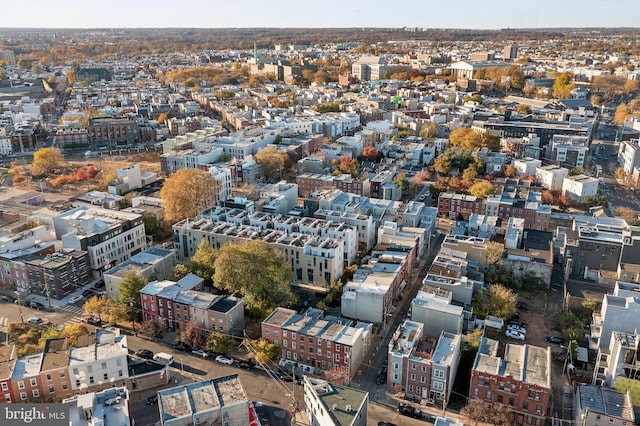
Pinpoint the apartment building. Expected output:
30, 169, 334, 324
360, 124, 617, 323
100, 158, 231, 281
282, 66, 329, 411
410, 289, 464, 336
590, 281, 640, 354
562, 174, 599, 202
262, 307, 372, 384
157, 375, 253, 426
11, 353, 43, 402
470, 338, 552, 426
87, 117, 140, 147
173, 220, 344, 292
386, 320, 461, 407
53, 206, 147, 277
575, 385, 635, 426
485, 190, 552, 231
441, 234, 488, 269
303, 376, 369, 426
535, 165, 569, 191
103, 246, 175, 301
618, 139, 640, 176
513, 157, 542, 177
24, 249, 90, 300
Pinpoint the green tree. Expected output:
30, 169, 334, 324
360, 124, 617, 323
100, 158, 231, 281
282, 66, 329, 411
213, 240, 296, 318
207, 332, 237, 354
32, 147, 64, 175
171, 264, 190, 281
552, 72, 575, 99
159, 168, 220, 223
118, 272, 147, 321
189, 239, 217, 284
245, 338, 279, 364
393, 172, 409, 193
472, 284, 517, 320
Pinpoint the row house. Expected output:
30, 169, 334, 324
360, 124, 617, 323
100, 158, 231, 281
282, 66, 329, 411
69, 332, 129, 393
87, 117, 140, 147
139, 274, 204, 331
172, 220, 344, 292
437, 192, 486, 219
575, 385, 635, 426
386, 320, 460, 408
470, 338, 552, 426
485, 191, 551, 231
0, 345, 15, 403
262, 307, 372, 384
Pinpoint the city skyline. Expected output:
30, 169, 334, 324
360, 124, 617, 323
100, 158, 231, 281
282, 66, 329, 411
0, 0, 638, 30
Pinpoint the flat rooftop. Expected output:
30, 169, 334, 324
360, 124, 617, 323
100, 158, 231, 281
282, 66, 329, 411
306, 377, 368, 426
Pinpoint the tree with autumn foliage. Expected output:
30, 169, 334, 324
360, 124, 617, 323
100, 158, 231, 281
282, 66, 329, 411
32, 147, 64, 174
179, 321, 206, 349
255, 146, 288, 182
449, 127, 499, 151
361, 146, 380, 161
504, 164, 517, 178
244, 338, 279, 364
160, 168, 219, 223
552, 72, 575, 99
335, 155, 360, 177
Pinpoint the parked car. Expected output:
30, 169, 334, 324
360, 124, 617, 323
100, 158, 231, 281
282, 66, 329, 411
544, 336, 564, 344
135, 349, 154, 359
82, 289, 94, 298
191, 349, 211, 358
507, 324, 526, 334
29, 301, 45, 310
173, 342, 191, 352
398, 403, 421, 418
27, 316, 42, 325
237, 361, 255, 370
145, 395, 158, 405
516, 301, 529, 310
505, 329, 525, 340
215, 355, 234, 365
375, 371, 387, 384
508, 319, 527, 327
68, 295, 82, 304
0, 295, 13, 302
81, 316, 101, 326
39, 320, 52, 329
94, 280, 105, 289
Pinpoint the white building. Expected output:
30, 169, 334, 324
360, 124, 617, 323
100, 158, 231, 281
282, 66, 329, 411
513, 157, 542, 177
303, 376, 369, 426
208, 165, 233, 203
505, 217, 525, 249
69, 330, 129, 392
53, 206, 146, 277
411, 290, 464, 336
618, 139, 640, 176
562, 174, 599, 202
535, 165, 569, 191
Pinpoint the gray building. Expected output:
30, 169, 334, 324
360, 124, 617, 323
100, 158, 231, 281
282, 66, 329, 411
25, 249, 89, 300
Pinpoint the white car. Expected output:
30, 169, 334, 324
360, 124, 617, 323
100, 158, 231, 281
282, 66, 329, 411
505, 329, 525, 340
215, 355, 234, 365
68, 295, 83, 304
507, 324, 526, 334
192, 349, 211, 358
27, 316, 42, 324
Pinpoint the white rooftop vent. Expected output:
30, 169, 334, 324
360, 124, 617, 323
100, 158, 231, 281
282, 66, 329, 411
332, 404, 337, 411
345, 405, 352, 412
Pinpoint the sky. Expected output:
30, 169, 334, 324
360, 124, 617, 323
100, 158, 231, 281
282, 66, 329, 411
0, 0, 638, 29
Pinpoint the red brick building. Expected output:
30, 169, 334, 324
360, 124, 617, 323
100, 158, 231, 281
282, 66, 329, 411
470, 339, 552, 426
437, 192, 486, 219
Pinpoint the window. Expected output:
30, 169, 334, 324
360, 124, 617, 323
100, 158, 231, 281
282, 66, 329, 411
421, 365, 426, 372
318, 348, 322, 355
20, 392, 27, 400
48, 385, 54, 393
101, 362, 107, 370
292, 342, 296, 350
89, 377, 94, 384
62, 383, 67, 390
411, 374, 416, 380
420, 376, 426, 383
327, 340, 331, 348
283, 340, 288, 348
473, 388, 478, 397
30, 379, 37, 387
218, 317, 223, 323
75, 380, 80, 387
432, 381, 444, 391
0, 383, 6, 391
412, 363, 416, 370
104, 373, 108, 380
292, 332, 297, 340
523, 401, 528, 410
509, 398, 514, 406
486, 391, 492, 401
118, 370, 123, 377
59, 372, 65, 378
274, 330, 279, 337
274, 340, 279, 346
309, 338, 314, 344
283, 330, 287, 337
32, 390, 39, 398
536, 405, 542, 415
46, 374, 52, 381
336, 354, 340, 362
394, 363, 399, 369
335, 344, 340, 352
434, 370, 445, 379
497, 395, 503, 403
265, 328, 270, 335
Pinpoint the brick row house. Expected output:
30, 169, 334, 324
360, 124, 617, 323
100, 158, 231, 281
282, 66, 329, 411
469, 337, 552, 426
140, 275, 244, 336
261, 307, 372, 384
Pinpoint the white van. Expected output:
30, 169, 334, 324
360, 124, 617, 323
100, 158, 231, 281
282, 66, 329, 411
153, 352, 174, 365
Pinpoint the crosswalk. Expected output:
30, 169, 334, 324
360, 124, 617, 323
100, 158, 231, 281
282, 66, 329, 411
58, 305, 84, 316
0, 316, 8, 327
